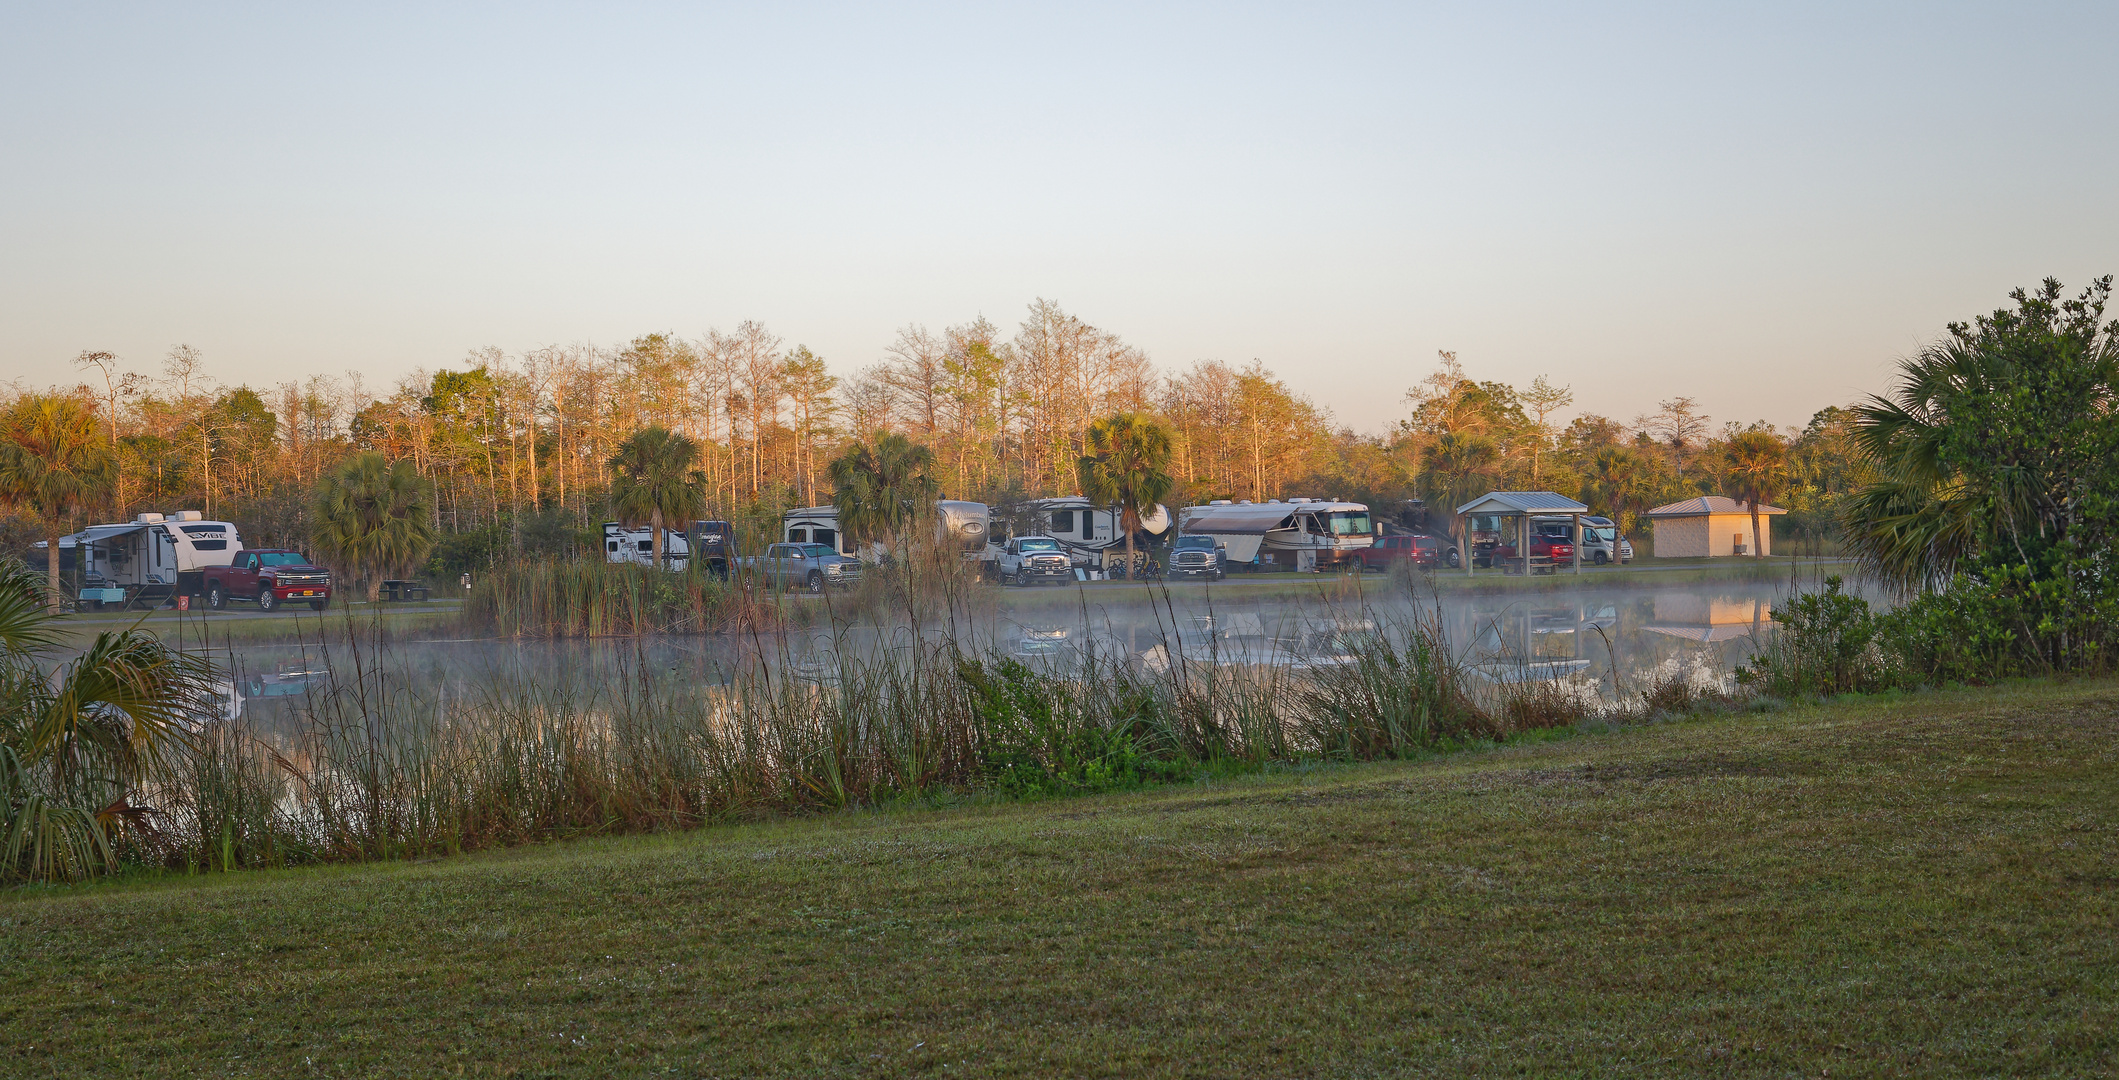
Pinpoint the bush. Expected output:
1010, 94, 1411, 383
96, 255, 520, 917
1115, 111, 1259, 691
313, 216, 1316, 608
1741, 565, 2119, 696
1737, 576, 1885, 696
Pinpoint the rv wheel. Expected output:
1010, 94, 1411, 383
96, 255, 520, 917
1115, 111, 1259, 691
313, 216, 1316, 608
1594, 551, 1610, 566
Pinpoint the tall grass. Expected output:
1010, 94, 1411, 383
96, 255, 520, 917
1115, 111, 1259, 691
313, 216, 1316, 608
128, 593, 1627, 875
461, 559, 775, 638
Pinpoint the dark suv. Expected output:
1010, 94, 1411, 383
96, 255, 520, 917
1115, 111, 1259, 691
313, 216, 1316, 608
1357, 533, 1454, 571
1167, 534, 1226, 580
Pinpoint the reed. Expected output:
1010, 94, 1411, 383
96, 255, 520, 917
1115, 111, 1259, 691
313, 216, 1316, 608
460, 558, 776, 638
130, 591, 1634, 876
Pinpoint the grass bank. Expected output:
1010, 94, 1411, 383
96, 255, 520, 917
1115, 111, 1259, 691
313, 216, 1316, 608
6, 679, 2114, 1077
47, 603, 460, 650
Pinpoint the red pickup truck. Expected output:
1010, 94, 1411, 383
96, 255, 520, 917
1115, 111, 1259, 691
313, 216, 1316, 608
201, 550, 334, 611
1490, 530, 1576, 572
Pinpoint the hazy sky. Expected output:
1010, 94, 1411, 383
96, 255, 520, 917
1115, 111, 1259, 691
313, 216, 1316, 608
4, 3, 2114, 434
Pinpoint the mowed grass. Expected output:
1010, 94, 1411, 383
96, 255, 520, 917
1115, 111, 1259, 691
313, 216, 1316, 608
6, 682, 2117, 1078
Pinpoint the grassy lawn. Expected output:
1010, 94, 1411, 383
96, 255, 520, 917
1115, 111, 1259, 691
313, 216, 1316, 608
5, 681, 2116, 1077
49, 603, 462, 649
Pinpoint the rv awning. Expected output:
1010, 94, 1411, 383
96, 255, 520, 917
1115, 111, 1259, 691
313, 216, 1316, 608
1181, 504, 1298, 535
1453, 491, 1589, 517
36, 523, 151, 549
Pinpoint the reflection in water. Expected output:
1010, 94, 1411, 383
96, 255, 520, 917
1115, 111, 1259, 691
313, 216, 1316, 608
205, 574, 1878, 724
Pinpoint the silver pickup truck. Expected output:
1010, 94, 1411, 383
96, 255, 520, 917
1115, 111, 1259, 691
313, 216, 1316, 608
738, 542, 863, 592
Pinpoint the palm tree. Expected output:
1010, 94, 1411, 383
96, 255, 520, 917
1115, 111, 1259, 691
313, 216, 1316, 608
1840, 278, 2119, 594
1424, 432, 1500, 553
310, 452, 438, 601
0, 559, 217, 882
0, 396, 117, 612
1076, 412, 1174, 577
1722, 431, 1787, 559
1580, 445, 1652, 535
607, 426, 706, 569
828, 432, 939, 552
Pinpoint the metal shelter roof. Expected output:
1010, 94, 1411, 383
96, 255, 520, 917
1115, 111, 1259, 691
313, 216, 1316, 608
1452, 491, 1589, 517
1645, 495, 1787, 518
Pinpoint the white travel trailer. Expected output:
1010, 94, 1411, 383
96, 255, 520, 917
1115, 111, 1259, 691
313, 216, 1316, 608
782, 500, 994, 565
1007, 496, 1171, 565
1178, 498, 1374, 571
601, 522, 691, 568
32, 511, 242, 609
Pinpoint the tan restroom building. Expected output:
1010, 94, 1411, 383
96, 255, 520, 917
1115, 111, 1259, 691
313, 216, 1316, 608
1644, 496, 1786, 557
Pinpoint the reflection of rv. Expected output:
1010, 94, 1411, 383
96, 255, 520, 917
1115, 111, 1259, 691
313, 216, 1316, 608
34, 511, 242, 610
1177, 499, 1373, 571
782, 500, 994, 565
602, 521, 691, 568
1007, 497, 1171, 565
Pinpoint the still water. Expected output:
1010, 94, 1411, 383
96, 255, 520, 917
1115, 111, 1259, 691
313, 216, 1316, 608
210, 571, 1880, 724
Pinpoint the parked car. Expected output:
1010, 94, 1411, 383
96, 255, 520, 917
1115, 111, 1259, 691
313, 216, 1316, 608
997, 536, 1075, 586
1357, 533, 1453, 571
1490, 526, 1576, 572
1165, 534, 1227, 580
201, 549, 333, 611
736, 542, 862, 592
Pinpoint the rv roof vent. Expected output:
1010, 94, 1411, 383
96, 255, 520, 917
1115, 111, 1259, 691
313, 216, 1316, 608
1288, 497, 1309, 503
1237, 500, 1253, 505
173, 511, 203, 522
1209, 499, 1233, 506
136, 512, 166, 523
1268, 498, 1282, 503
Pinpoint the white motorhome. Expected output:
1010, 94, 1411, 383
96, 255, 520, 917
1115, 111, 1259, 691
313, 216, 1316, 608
783, 500, 994, 565
1006, 496, 1171, 565
1178, 498, 1374, 571
32, 511, 242, 609
601, 522, 691, 568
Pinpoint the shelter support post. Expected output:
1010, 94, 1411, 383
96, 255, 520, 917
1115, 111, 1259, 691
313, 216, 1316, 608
1522, 514, 1530, 577
1572, 513, 1581, 574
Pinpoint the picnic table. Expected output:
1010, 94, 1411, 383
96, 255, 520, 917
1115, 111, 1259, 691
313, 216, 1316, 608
379, 580, 430, 602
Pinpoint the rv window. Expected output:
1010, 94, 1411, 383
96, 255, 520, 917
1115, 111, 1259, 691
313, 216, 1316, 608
190, 540, 228, 551
788, 529, 808, 542
1083, 513, 1095, 540
1325, 511, 1372, 536
638, 541, 652, 553
812, 528, 836, 550
607, 541, 619, 552
1050, 510, 1072, 533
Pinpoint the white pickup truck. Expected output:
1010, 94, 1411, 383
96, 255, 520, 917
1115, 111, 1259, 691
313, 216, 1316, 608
736, 542, 863, 592
996, 535, 1076, 586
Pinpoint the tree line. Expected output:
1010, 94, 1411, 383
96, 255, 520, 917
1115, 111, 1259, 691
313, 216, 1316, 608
2, 297, 1875, 571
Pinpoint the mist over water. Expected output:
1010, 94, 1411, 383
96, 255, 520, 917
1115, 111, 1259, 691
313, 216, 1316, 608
211, 571, 1881, 726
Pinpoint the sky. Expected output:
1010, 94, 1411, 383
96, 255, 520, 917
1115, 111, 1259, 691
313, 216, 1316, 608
3, 2, 2115, 435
